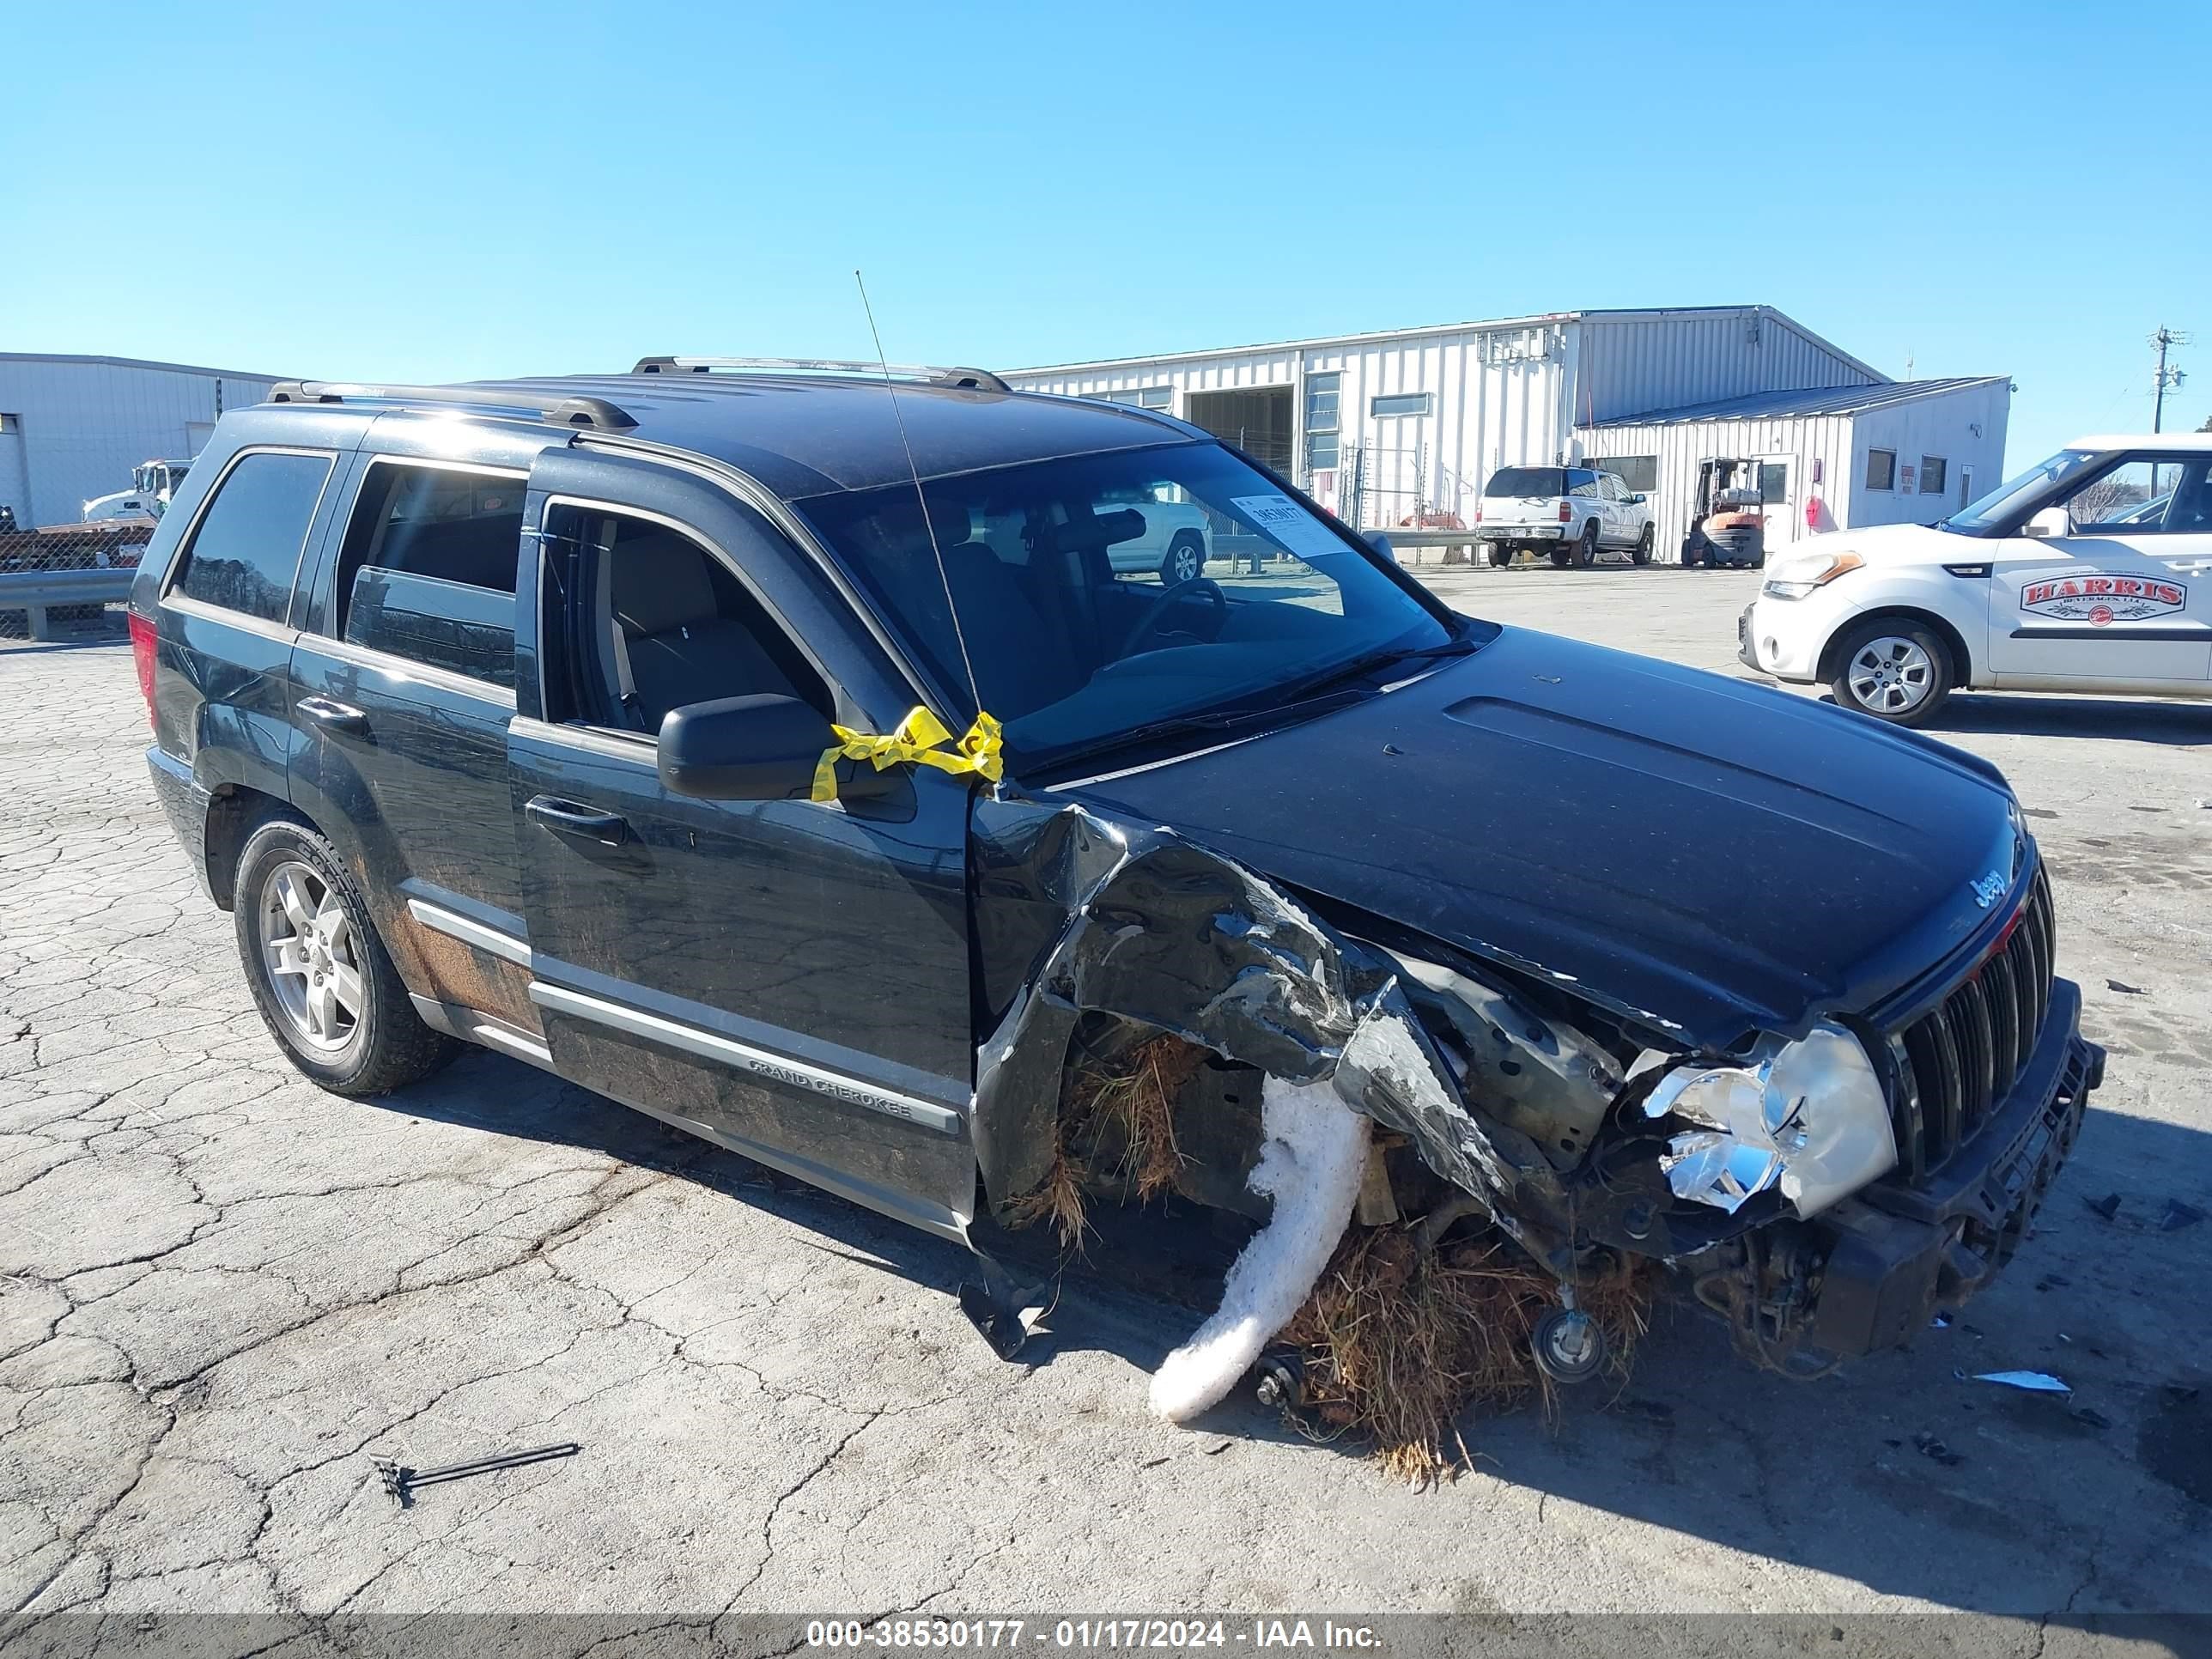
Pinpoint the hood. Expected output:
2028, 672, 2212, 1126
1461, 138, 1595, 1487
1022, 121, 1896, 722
1788, 521, 1960, 569
1063, 628, 2024, 1049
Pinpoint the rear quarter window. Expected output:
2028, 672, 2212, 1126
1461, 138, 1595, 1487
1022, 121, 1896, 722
170, 451, 335, 625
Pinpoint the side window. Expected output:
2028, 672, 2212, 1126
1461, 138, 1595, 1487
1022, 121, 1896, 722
330, 462, 524, 689
170, 451, 334, 624
2068, 457, 2209, 533
540, 504, 830, 734
1569, 471, 1600, 498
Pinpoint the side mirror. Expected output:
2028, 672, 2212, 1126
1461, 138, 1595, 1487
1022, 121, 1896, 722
659, 694, 842, 801
1629, 493, 1648, 505
1363, 530, 1397, 562
2023, 504, 2072, 539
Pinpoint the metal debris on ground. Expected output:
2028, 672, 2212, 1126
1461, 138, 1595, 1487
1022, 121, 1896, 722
1973, 1370, 2071, 1395
2084, 1193, 2124, 1222
2105, 979, 2146, 995
1269, 1224, 1653, 1487
2161, 1199, 2205, 1232
372, 1443, 580, 1508
1912, 1432, 1965, 1467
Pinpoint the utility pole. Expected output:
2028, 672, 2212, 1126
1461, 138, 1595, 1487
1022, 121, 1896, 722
2150, 325, 2190, 433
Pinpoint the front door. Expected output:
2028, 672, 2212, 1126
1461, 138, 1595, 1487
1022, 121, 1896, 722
1985, 452, 2212, 687
507, 448, 977, 1239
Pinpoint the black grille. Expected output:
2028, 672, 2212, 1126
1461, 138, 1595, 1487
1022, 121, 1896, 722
1888, 870, 2055, 1182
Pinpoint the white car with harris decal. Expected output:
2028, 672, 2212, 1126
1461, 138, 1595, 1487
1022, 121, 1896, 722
1740, 434, 2212, 724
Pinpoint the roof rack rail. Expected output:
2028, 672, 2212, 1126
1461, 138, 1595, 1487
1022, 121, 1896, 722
630, 356, 1012, 394
267, 380, 639, 431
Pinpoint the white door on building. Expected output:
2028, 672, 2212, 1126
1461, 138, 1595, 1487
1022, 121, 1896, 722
1984, 453, 2212, 686
1756, 458, 1801, 550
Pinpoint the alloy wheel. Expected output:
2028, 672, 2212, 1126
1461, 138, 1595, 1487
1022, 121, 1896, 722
1846, 636, 1936, 715
258, 860, 364, 1051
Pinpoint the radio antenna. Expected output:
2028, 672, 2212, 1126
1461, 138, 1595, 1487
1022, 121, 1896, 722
855, 270, 982, 720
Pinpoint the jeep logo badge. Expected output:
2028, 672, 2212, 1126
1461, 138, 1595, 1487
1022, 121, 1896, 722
1971, 871, 2007, 909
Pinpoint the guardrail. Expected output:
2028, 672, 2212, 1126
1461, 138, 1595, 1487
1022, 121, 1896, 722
0, 567, 137, 641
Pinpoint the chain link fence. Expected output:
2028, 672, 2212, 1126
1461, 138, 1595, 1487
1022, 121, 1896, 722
0, 525, 150, 641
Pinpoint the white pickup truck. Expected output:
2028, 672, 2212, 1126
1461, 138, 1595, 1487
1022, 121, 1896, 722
1475, 465, 1655, 568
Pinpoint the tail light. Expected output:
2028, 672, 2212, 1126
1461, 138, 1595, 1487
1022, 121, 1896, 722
128, 612, 157, 728
1558, 500, 1574, 523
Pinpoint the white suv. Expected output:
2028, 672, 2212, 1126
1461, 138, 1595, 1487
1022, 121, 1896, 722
1475, 465, 1655, 568
1740, 434, 2212, 724
1096, 485, 1213, 582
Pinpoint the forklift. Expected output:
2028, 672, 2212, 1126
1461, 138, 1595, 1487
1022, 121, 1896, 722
1680, 458, 1768, 568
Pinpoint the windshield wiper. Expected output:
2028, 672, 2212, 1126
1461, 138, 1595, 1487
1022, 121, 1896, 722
1042, 634, 1480, 775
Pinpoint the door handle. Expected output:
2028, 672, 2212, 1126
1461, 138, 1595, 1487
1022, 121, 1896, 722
526, 794, 630, 847
296, 696, 372, 739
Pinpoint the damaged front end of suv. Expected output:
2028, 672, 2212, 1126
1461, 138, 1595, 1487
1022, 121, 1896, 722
966, 778, 2103, 1406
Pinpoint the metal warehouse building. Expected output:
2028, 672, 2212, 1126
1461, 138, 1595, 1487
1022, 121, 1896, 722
1004, 306, 2008, 562
0, 354, 283, 530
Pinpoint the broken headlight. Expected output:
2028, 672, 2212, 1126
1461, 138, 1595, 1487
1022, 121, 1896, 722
1643, 1023, 1897, 1218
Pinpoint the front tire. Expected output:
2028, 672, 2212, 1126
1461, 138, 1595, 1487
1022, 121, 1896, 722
1161, 534, 1205, 586
1828, 619, 1953, 726
234, 818, 457, 1096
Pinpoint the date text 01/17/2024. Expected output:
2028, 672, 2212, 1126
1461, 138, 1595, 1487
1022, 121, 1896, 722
804, 1620, 1385, 1650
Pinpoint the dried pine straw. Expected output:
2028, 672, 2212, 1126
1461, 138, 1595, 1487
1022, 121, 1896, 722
1006, 1036, 1204, 1253
1279, 1224, 1655, 1486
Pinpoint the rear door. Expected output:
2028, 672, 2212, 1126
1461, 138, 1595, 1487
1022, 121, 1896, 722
289, 447, 541, 1038
507, 447, 976, 1238
1985, 452, 2212, 687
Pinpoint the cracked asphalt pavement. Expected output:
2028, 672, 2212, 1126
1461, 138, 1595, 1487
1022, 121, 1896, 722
0, 570, 2207, 1645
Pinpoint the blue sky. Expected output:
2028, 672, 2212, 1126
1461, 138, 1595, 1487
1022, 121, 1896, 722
7, 2, 2205, 466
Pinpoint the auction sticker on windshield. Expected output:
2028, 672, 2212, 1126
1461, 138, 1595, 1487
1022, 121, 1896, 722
1230, 495, 1353, 563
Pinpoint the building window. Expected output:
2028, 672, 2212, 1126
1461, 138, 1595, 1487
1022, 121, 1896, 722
1304, 373, 1340, 434
1593, 455, 1657, 493
1758, 462, 1789, 503
1369, 392, 1431, 418
1092, 386, 1171, 410
1307, 433, 1340, 471
1920, 456, 1948, 495
1864, 449, 1897, 491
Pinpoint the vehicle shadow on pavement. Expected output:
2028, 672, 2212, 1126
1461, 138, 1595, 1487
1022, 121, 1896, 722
1846, 690, 2212, 744
372, 1050, 2210, 1614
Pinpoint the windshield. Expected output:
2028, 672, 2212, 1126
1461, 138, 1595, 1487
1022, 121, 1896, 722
799, 442, 1454, 767
1943, 448, 2100, 534
1485, 466, 1566, 498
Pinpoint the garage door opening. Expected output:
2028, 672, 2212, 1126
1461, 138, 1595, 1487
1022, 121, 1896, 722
1183, 387, 1295, 474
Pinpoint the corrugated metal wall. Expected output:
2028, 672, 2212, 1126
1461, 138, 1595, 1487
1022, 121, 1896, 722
0, 357, 279, 527
1575, 309, 1882, 425
1586, 381, 2010, 563
1007, 325, 1577, 530
1841, 380, 2011, 533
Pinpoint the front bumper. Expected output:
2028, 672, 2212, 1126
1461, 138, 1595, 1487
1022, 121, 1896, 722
1478, 525, 1562, 540
1804, 975, 2100, 1357
1737, 592, 1840, 683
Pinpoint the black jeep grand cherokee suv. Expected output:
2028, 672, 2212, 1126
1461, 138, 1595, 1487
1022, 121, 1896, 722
131, 360, 2100, 1381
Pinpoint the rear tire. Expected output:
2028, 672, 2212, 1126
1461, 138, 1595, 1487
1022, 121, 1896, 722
1632, 524, 1654, 565
233, 818, 458, 1097
1488, 544, 1513, 568
1827, 619, 1954, 727
1161, 534, 1205, 586
1576, 521, 1599, 568
1549, 544, 1574, 569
